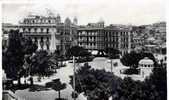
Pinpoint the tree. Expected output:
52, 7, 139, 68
46, 79, 66, 100
69, 62, 166, 100
145, 66, 167, 100
112, 64, 166, 100
22, 38, 38, 84
70, 63, 121, 100
161, 47, 166, 54
104, 48, 120, 59
3, 30, 39, 86
66, 46, 90, 57
23, 37, 38, 55
30, 50, 53, 78
2, 30, 25, 85
120, 51, 156, 68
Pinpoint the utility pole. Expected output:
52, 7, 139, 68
73, 56, 76, 100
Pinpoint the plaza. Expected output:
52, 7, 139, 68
4, 56, 159, 100
2, 1, 166, 100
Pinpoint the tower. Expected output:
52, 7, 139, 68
56, 14, 61, 23
73, 17, 78, 25
64, 17, 71, 26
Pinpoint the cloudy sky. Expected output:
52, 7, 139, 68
1, 0, 166, 25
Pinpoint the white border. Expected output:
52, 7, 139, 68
0, 0, 168, 100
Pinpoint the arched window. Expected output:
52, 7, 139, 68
31, 28, 35, 33
37, 28, 41, 33
28, 28, 31, 33
47, 28, 49, 33
34, 28, 37, 33
34, 37, 38, 44
41, 28, 43, 33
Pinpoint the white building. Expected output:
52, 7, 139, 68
138, 57, 154, 78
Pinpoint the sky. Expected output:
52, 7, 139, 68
1, 0, 166, 26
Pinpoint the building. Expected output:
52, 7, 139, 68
2, 13, 78, 54
138, 57, 154, 78
78, 21, 104, 52
77, 21, 135, 56
104, 25, 134, 55
131, 36, 145, 52
2, 14, 137, 56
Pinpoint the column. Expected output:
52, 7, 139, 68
50, 30, 56, 52
38, 39, 41, 50
40, 39, 44, 50
32, 38, 35, 43
44, 38, 47, 50
46, 38, 50, 50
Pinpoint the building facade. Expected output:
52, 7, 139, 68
2, 14, 78, 54
77, 22, 135, 55
78, 21, 104, 51
2, 15, 136, 56
104, 26, 134, 55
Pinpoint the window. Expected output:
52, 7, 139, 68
41, 28, 43, 33
23, 28, 25, 32
46, 28, 49, 33
34, 28, 37, 32
31, 28, 34, 33
45, 20, 48, 23
28, 28, 31, 32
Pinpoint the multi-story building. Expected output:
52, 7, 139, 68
77, 21, 135, 56
78, 21, 104, 51
132, 37, 144, 48
104, 26, 134, 55
2, 14, 78, 54
2, 14, 137, 56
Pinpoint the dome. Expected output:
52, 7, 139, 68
139, 57, 154, 65
64, 17, 71, 25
